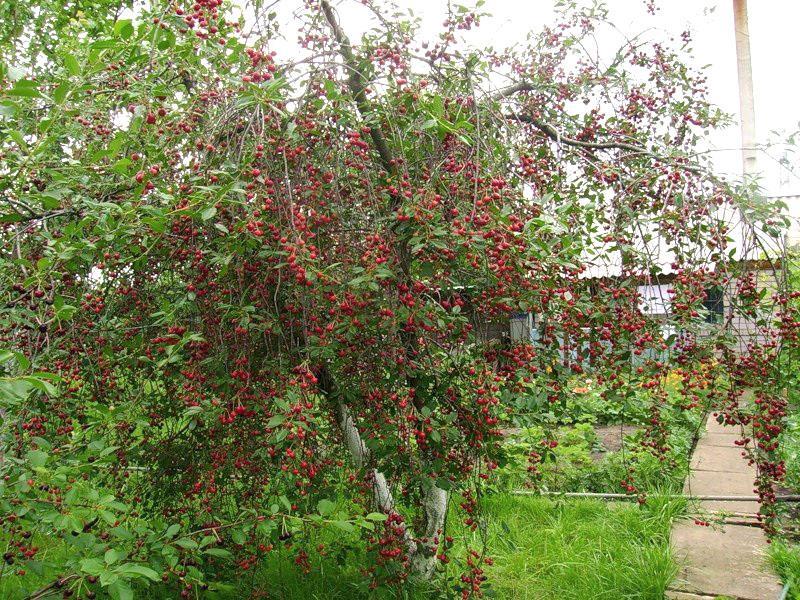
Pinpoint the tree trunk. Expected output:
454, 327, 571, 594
408, 477, 448, 579
335, 400, 399, 515
334, 398, 448, 579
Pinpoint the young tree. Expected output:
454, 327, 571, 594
0, 0, 793, 596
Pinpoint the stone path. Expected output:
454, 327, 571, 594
667, 414, 783, 600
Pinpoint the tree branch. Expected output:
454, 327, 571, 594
494, 82, 702, 174
319, 0, 397, 186
24, 574, 79, 599
507, 113, 649, 154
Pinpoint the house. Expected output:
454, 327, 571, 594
506, 259, 783, 362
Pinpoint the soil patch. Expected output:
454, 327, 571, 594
592, 425, 638, 461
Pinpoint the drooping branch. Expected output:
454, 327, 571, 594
494, 82, 702, 173
318, 0, 421, 394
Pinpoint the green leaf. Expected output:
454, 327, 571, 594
26, 449, 48, 468
266, 414, 285, 428
90, 39, 117, 50
112, 158, 132, 175
55, 303, 77, 321
114, 19, 135, 40
156, 29, 176, 50
7, 129, 26, 150
22, 375, 58, 396
201, 206, 217, 221
359, 520, 374, 531
63, 55, 81, 76
0, 349, 30, 370
204, 548, 232, 558
317, 499, 336, 517
323, 79, 339, 98
116, 563, 159, 581
80, 558, 105, 576
108, 579, 132, 600
332, 520, 355, 533
39, 191, 61, 210
365, 512, 388, 522
110, 527, 134, 540
230, 529, 246, 544
164, 524, 181, 539
7, 81, 40, 98
53, 82, 70, 104
143, 216, 166, 233
174, 537, 198, 550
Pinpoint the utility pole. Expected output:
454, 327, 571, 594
732, 0, 760, 260
732, 0, 757, 177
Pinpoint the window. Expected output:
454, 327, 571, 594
638, 284, 671, 316
510, 313, 542, 343
703, 286, 724, 323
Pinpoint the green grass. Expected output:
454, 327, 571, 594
234, 494, 684, 600
769, 540, 800, 599
465, 495, 682, 600
1, 494, 685, 599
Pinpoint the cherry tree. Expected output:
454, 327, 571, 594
0, 0, 794, 596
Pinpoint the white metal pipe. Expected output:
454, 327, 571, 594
511, 490, 800, 502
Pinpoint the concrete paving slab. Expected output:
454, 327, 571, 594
690, 446, 752, 474
697, 500, 762, 515
670, 395, 781, 598
671, 521, 782, 600
701, 432, 748, 448
705, 416, 746, 436
666, 592, 729, 600
684, 469, 757, 496
684, 462, 760, 513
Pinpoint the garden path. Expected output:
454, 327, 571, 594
667, 413, 783, 600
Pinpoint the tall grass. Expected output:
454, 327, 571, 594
769, 541, 800, 600
464, 495, 680, 600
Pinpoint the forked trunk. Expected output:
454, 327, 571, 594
335, 400, 448, 579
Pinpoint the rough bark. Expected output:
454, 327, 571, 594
408, 477, 448, 579
337, 398, 448, 579
321, 364, 451, 578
